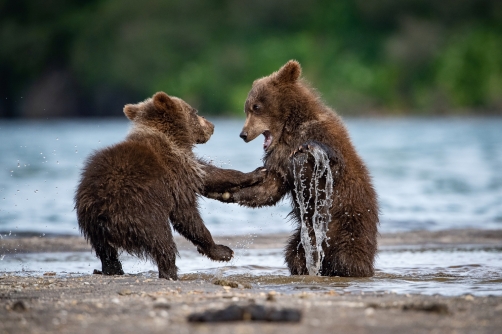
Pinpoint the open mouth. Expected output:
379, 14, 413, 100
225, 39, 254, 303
263, 131, 273, 151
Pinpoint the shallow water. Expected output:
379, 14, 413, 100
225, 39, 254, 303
1, 117, 502, 296
2, 244, 501, 296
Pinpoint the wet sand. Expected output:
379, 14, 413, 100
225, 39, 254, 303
1, 229, 502, 333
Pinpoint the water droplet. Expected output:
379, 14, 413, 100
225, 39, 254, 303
292, 146, 333, 276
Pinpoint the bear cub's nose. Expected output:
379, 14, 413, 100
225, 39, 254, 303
239, 131, 248, 141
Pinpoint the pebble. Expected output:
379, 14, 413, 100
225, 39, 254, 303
266, 291, 277, 302
118, 289, 133, 296
12, 301, 27, 312
153, 298, 171, 309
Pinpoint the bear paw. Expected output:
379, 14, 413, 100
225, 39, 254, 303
197, 244, 234, 262
246, 167, 267, 185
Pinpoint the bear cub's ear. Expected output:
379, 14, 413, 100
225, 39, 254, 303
153, 92, 176, 111
275, 60, 301, 84
124, 104, 139, 120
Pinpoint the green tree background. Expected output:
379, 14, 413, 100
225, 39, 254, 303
1, 0, 501, 118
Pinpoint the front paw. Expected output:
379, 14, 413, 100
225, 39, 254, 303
197, 244, 234, 262
207, 192, 232, 201
246, 167, 267, 185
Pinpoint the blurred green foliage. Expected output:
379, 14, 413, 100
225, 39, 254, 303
0, 0, 501, 117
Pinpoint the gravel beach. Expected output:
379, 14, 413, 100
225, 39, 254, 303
1, 229, 502, 334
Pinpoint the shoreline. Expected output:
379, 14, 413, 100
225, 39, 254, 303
1, 228, 502, 254
1, 228, 502, 333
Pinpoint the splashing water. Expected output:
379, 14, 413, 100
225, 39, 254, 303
292, 146, 334, 275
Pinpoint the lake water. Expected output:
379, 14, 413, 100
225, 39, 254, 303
1, 117, 502, 296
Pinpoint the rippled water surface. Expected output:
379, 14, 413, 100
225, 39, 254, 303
2, 244, 501, 296
1, 117, 502, 296
1, 118, 501, 235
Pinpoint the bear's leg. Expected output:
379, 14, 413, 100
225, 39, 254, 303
153, 245, 178, 280
95, 243, 124, 275
200, 163, 265, 194
155, 250, 178, 280
170, 207, 233, 262
284, 229, 309, 275
146, 230, 179, 280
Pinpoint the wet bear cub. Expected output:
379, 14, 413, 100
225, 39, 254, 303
75, 92, 262, 280
210, 61, 379, 277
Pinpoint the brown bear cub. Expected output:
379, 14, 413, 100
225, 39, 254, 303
210, 61, 379, 277
75, 92, 263, 280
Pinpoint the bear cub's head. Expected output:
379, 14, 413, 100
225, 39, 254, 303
240, 60, 302, 152
124, 92, 214, 146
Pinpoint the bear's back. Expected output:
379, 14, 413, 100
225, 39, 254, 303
76, 139, 174, 215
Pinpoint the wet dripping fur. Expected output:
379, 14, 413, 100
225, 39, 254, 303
209, 60, 379, 277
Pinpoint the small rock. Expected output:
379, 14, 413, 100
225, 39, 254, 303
213, 279, 239, 288
188, 304, 302, 323
43, 272, 56, 276
266, 291, 277, 302
118, 289, 133, 296
12, 301, 27, 312
153, 298, 171, 309
402, 302, 449, 315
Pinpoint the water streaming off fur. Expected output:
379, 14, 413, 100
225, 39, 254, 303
291, 147, 334, 276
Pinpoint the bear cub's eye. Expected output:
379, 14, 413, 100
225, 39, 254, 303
252, 104, 260, 111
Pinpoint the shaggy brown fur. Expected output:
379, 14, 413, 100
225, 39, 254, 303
210, 61, 379, 277
75, 92, 263, 280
